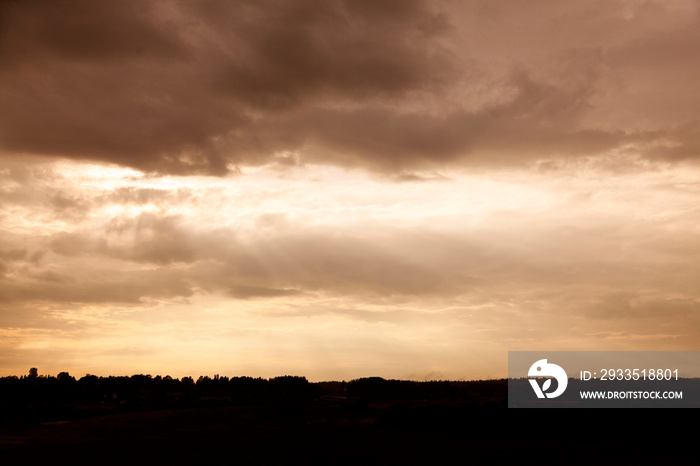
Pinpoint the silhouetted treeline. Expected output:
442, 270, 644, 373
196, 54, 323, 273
344, 377, 506, 402
0, 369, 318, 423
0, 368, 506, 424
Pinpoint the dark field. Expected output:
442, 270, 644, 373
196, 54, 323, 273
0, 375, 693, 464
0, 401, 664, 465
0, 402, 510, 464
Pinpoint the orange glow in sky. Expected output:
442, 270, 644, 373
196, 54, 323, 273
1, 0, 699, 380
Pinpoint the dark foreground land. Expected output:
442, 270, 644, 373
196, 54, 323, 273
0, 374, 694, 464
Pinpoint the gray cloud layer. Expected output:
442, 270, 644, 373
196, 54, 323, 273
1, 0, 698, 174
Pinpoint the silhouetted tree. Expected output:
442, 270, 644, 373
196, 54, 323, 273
57, 372, 74, 382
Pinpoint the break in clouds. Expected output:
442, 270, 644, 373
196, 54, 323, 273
1, 159, 699, 378
0, 0, 699, 379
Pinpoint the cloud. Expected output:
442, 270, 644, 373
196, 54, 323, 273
102, 187, 194, 205
207, 0, 453, 107
228, 285, 302, 299
0, 0, 185, 65
1, 0, 697, 175
1, 1, 699, 378
30, 196, 698, 309
0, 262, 195, 305
0, 248, 27, 261
1, 155, 698, 315
0, 0, 454, 174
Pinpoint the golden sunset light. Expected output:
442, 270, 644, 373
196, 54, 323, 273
1, 0, 699, 383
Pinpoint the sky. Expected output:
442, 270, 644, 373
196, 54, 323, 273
1, 0, 699, 381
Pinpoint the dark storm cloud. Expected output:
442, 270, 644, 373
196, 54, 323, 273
2, 0, 695, 174
278, 72, 628, 170
0, 0, 185, 64
0, 0, 454, 174
204, 0, 452, 108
